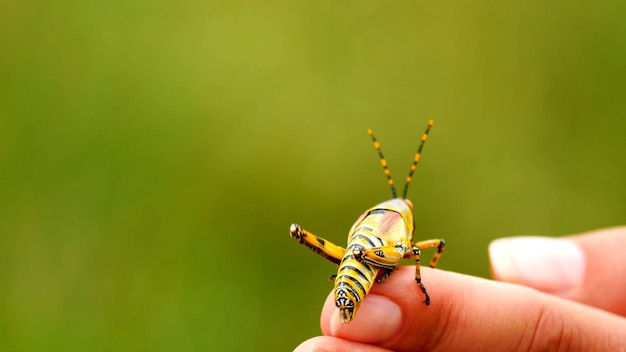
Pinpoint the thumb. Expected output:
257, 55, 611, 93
489, 226, 626, 316
318, 268, 626, 352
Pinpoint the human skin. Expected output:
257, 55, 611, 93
294, 227, 626, 352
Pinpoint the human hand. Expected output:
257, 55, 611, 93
294, 227, 626, 351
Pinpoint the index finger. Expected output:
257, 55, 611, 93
490, 226, 626, 316
320, 267, 626, 352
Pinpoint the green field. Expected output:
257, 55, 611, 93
1, 1, 625, 350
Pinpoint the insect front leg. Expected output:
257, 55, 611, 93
349, 245, 404, 283
409, 238, 446, 305
289, 224, 345, 266
375, 268, 395, 283
410, 246, 431, 305
351, 245, 403, 269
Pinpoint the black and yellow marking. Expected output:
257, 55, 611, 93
368, 120, 434, 200
411, 237, 445, 305
289, 119, 446, 324
414, 238, 446, 268
402, 119, 434, 199
289, 224, 344, 266
356, 245, 404, 269
367, 129, 397, 198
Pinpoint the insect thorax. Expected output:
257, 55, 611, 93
348, 198, 414, 245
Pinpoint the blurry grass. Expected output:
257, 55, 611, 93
1, 0, 626, 350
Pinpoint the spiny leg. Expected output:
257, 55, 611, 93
409, 238, 446, 305
413, 238, 446, 268
411, 246, 431, 305
375, 268, 395, 283
289, 224, 345, 266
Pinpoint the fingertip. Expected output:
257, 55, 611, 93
294, 336, 394, 352
335, 295, 402, 343
319, 291, 335, 336
488, 238, 517, 281
320, 291, 402, 345
328, 307, 341, 336
293, 336, 333, 352
489, 236, 585, 294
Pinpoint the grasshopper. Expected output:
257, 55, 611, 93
290, 120, 445, 323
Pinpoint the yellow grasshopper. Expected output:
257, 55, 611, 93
290, 120, 445, 323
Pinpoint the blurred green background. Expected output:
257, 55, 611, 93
1, 1, 626, 350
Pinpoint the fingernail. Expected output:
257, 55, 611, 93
330, 294, 402, 344
489, 237, 585, 294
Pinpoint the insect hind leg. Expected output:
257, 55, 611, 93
289, 224, 345, 266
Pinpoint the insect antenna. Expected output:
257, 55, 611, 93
368, 129, 397, 198
402, 119, 434, 199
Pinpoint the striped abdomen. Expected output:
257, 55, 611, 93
333, 215, 388, 323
